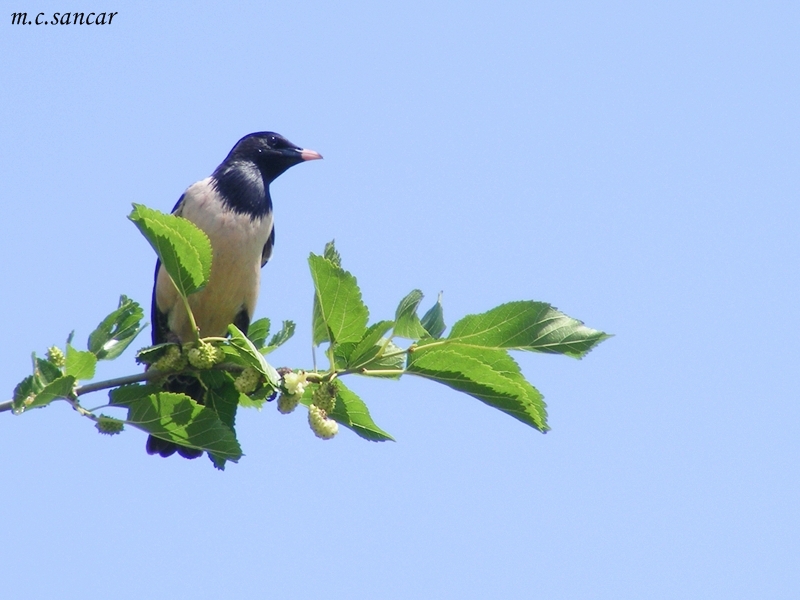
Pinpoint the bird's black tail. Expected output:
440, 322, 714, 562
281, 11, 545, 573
145, 374, 204, 459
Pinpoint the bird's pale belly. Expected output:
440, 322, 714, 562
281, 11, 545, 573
156, 182, 273, 342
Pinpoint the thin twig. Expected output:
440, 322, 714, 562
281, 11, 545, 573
75, 371, 162, 396
0, 362, 252, 415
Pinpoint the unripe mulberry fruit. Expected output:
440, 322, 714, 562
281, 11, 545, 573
187, 342, 224, 369
46, 346, 65, 368
95, 415, 125, 436
234, 366, 261, 394
312, 381, 337, 414
152, 345, 187, 372
277, 393, 300, 414
308, 403, 338, 440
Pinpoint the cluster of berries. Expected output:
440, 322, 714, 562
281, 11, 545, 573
307, 381, 339, 440
149, 342, 266, 395
276, 372, 339, 440
145, 342, 341, 441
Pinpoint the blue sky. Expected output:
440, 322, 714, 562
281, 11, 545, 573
1, 2, 798, 598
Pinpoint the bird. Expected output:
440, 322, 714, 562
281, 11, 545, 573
146, 132, 322, 458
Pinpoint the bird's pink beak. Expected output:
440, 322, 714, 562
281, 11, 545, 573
300, 148, 323, 161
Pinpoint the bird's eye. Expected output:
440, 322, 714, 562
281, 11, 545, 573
268, 135, 278, 145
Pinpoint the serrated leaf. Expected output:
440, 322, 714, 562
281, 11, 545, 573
12, 374, 42, 412
407, 343, 548, 431
262, 320, 296, 355
332, 342, 358, 370
247, 318, 271, 349
17, 376, 77, 412
35, 356, 63, 385
448, 301, 610, 358
359, 339, 405, 378
109, 383, 163, 407
226, 324, 280, 388
126, 392, 242, 463
347, 321, 395, 368
238, 396, 267, 410
198, 371, 239, 431
238, 383, 276, 409
420, 293, 446, 339
312, 296, 327, 347
128, 204, 212, 299
323, 239, 341, 267
65, 344, 97, 380
394, 290, 429, 340
88, 295, 146, 360
331, 382, 394, 441
198, 371, 241, 469
309, 252, 369, 346
135, 343, 173, 366
300, 381, 394, 442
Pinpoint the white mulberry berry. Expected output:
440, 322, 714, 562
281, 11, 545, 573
152, 345, 187, 372
277, 393, 300, 414
234, 366, 261, 394
282, 370, 308, 396
312, 381, 337, 414
186, 342, 224, 369
308, 404, 338, 440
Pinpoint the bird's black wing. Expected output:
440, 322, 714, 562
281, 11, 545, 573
150, 259, 171, 345
261, 226, 275, 267
170, 193, 186, 215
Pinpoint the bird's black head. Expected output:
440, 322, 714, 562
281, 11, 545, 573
212, 132, 321, 217
223, 132, 322, 183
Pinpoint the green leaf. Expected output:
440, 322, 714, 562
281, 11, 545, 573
109, 383, 163, 407
88, 295, 146, 360
14, 375, 77, 412
32, 376, 76, 409
198, 371, 241, 469
246, 318, 271, 349
238, 385, 274, 409
358, 340, 405, 378
65, 344, 97, 380
347, 321, 395, 368
420, 293, 446, 339
262, 320, 296, 355
394, 290, 429, 340
225, 324, 280, 388
323, 239, 341, 266
35, 356, 63, 384
126, 392, 242, 464
332, 342, 358, 370
240, 381, 278, 409
135, 343, 173, 366
301, 381, 394, 442
12, 374, 42, 412
331, 382, 394, 441
448, 301, 610, 358
198, 371, 239, 431
238, 396, 266, 410
312, 297, 327, 347
309, 250, 369, 345
128, 204, 212, 299
407, 343, 548, 431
